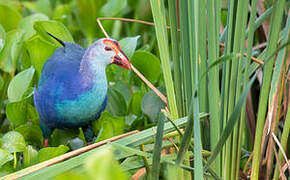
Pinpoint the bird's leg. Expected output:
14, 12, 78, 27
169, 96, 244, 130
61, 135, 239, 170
82, 126, 94, 145
44, 139, 48, 147
40, 122, 53, 147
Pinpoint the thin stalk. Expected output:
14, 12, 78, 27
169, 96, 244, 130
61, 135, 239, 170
207, 0, 221, 176
230, 1, 249, 179
238, 0, 258, 179
151, 113, 165, 180
222, 0, 238, 178
251, 0, 286, 179
149, 0, 179, 120
179, 0, 191, 113
168, 0, 182, 117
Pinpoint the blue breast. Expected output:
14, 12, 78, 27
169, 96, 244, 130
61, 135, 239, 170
34, 42, 108, 131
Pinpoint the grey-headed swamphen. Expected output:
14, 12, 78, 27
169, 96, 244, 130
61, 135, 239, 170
34, 33, 131, 146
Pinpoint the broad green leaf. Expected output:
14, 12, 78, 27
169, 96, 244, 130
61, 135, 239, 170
7, 66, 35, 102
23, 145, 38, 168
100, 0, 127, 17
131, 50, 161, 84
6, 98, 30, 126
128, 91, 144, 116
24, 35, 56, 77
34, 20, 74, 46
119, 36, 140, 59
0, 4, 22, 31
18, 13, 49, 40
113, 81, 131, 104
141, 88, 166, 122
52, 4, 72, 25
93, 112, 125, 142
0, 149, 13, 167
0, 24, 5, 52
15, 125, 43, 148
106, 88, 127, 116
2, 131, 26, 153
22, 0, 52, 17
76, 0, 105, 43
0, 29, 24, 73
0, 162, 14, 176
50, 129, 79, 147
38, 145, 69, 163
85, 147, 129, 180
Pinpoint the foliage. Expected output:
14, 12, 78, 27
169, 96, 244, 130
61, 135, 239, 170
0, 0, 289, 179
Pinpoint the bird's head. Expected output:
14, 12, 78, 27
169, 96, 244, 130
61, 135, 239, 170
86, 38, 131, 69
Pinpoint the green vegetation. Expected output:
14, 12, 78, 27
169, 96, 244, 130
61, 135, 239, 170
0, 0, 289, 179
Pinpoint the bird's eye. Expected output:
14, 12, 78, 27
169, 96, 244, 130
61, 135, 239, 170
105, 47, 112, 51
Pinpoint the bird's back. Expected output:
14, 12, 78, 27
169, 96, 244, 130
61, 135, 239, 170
34, 42, 107, 129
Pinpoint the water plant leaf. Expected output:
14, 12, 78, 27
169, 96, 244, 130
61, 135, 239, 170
0, 149, 13, 168
131, 50, 161, 84
23, 145, 38, 168
0, 29, 24, 73
0, 4, 22, 31
7, 66, 35, 102
15, 125, 43, 148
24, 35, 56, 77
38, 145, 69, 163
18, 13, 49, 40
100, 0, 127, 17
141, 88, 166, 122
119, 36, 140, 59
106, 88, 127, 116
34, 20, 74, 46
93, 112, 125, 142
1, 131, 26, 153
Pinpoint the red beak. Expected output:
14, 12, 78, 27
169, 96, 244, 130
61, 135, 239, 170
113, 51, 131, 69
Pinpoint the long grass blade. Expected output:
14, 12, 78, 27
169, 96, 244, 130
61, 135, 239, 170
149, 0, 178, 119
206, 73, 257, 168
251, 0, 286, 178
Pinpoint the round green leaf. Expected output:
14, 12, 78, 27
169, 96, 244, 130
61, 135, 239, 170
23, 145, 38, 168
24, 35, 56, 77
128, 92, 144, 116
0, 149, 13, 168
0, 29, 24, 73
15, 125, 43, 148
38, 145, 69, 163
100, 0, 127, 17
106, 88, 127, 116
93, 112, 125, 142
0, 4, 22, 32
6, 99, 29, 126
131, 50, 161, 84
141, 88, 166, 122
2, 131, 26, 153
34, 20, 74, 46
119, 36, 140, 59
7, 66, 35, 102
18, 13, 49, 40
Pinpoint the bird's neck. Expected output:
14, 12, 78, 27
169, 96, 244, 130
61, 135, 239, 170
79, 55, 107, 88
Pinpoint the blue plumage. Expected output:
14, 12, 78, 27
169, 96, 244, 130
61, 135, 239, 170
34, 35, 131, 142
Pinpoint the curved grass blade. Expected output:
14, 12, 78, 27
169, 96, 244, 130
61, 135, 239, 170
205, 73, 257, 168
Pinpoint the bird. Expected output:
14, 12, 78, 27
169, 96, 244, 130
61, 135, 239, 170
33, 33, 131, 147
